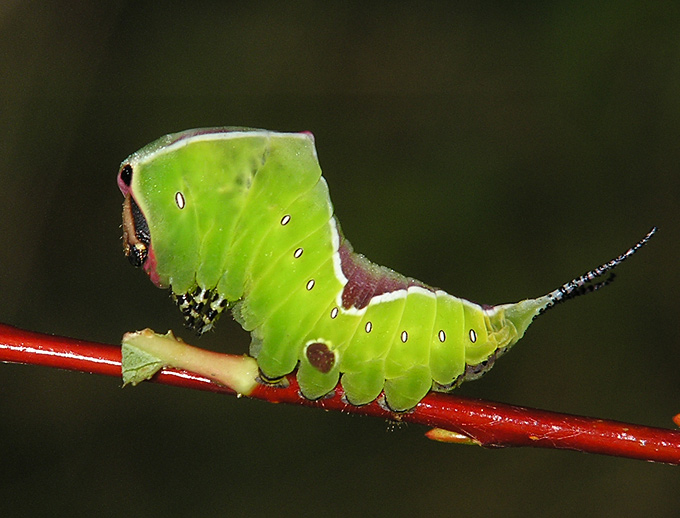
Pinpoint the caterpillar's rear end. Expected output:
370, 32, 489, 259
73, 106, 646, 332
119, 128, 656, 411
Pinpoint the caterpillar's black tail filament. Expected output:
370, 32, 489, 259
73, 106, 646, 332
539, 226, 657, 314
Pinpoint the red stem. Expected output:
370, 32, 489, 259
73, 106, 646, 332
1, 323, 678, 464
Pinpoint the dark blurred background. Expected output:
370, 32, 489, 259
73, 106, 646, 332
1, 2, 678, 516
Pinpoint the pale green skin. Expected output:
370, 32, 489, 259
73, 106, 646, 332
122, 129, 551, 411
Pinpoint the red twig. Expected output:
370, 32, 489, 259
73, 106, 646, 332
1, 322, 679, 464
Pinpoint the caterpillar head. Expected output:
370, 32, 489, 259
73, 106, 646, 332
118, 127, 319, 333
118, 129, 271, 330
119, 162, 158, 283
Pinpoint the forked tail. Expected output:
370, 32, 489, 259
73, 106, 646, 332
538, 226, 657, 315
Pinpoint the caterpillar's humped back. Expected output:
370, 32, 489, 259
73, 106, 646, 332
118, 128, 656, 411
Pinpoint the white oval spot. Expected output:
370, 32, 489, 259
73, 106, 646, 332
306, 279, 315, 291
365, 321, 372, 333
175, 191, 186, 209
438, 330, 446, 342
280, 214, 291, 226
294, 247, 303, 258
330, 307, 338, 319
400, 331, 408, 343
469, 329, 477, 343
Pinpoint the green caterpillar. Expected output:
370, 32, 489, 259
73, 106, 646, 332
118, 128, 655, 411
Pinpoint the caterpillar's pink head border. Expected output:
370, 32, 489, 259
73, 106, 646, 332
118, 163, 162, 287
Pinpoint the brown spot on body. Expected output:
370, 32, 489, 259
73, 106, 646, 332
306, 342, 335, 373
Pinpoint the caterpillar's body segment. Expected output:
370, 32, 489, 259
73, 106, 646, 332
119, 128, 656, 411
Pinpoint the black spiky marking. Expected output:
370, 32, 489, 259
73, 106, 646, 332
539, 226, 657, 314
172, 286, 229, 334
